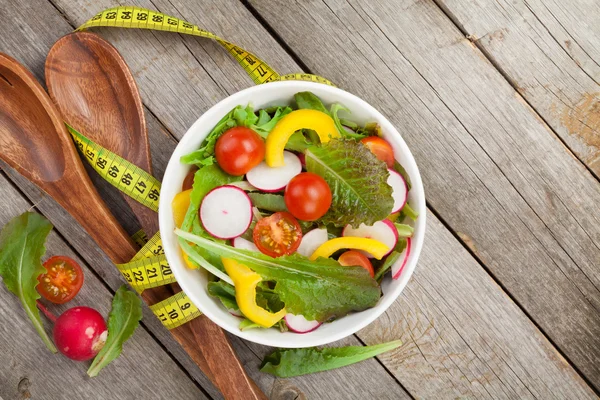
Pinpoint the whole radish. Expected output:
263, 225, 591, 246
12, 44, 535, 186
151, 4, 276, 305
53, 306, 108, 361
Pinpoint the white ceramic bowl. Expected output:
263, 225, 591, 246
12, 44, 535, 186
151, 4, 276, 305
159, 81, 426, 348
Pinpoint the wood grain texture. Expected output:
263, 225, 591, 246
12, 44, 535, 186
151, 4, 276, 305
0, 174, 206, 400
0, 1, 412, 398
249, 0, 600, 389
435, 0, 600, 176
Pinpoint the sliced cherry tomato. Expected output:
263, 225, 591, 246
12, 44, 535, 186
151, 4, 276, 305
360, 137, 395, 168
182, 166, 199, 191
37, 256, 84, 304
215, 127, 265, 176
338, 250, 374, 277
284, 172, 332, 221
253, 212, 303, 257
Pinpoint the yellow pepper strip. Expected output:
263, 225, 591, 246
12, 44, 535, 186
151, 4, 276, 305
222, 257, 286, 328
266, 109, 339, 167
172, 189, 192, 228
310, 237, 390, 260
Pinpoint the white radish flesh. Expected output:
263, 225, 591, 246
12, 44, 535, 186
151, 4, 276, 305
285, 313, 322, 333
342, 220, 398, 258
200, 185, 252, 239
232, 236, 259, 252
391, 238, 411, 280
387, 169, 408, 213
297, 228, 328, 257
246, 151, 302, 192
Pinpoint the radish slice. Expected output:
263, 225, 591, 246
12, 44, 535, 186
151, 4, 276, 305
285, 313, 321, 333
392, 238, 411, 279
297, 228, 328, 257
200, 185, 252, 239
228, 308, 244, 318
387, 169, 408, 213
246, 151, 302, 192
232, 237, 259, 252
342, 220, 398, 258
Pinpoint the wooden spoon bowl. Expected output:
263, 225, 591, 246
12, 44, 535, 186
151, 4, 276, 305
0, 52, 137, 263
45, 32, 158, 235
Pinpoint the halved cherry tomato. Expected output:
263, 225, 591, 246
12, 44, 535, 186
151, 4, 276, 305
37, 256, 84, 304
360, 137, 395, 168
253, 212, 303, 257
182, 166, 199, 191
284, 172, 332, 221
215, 127, 265, 176
338, 250, 374, 277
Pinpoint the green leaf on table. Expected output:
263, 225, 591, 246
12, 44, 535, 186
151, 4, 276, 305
305, 139, 394, 227
260, 340, 403, 377
176, 229, 381, 322
0, 212, 56, 353
87, 286, 142, 377
248, 193, 288, 213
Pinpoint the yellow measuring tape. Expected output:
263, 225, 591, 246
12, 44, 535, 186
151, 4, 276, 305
69, 5, 334, 330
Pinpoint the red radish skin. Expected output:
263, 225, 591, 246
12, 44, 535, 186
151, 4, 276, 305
200, 185, 253, 239
387, 169, 408, 213
297, 153, 306, 168
53, 306, 107, 361
228, 309, 244, 318
284, 313, 321, 333
392, 238, 412, 280
342, 220, 398, 257
246, 151, 302, 192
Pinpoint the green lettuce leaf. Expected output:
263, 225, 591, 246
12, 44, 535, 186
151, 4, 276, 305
207, 281, 238, 310
176, 229, 381, 321
252, 106, 293, 137
87, 286, 142, 377
295, 91, 328, 113
0, 212, 56, 353
398, 202, 419, 222
305, 139, 394, 227
329, 104, 366, 139
260, 340, 403, 377
393, 161, 412, 191
247, 193, 288, 212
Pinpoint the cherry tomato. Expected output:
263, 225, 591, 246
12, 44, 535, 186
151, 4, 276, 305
360, 137, 395, 168
182, 166, 199, 191
284, 172, 332, 221
338, 250, 374, 277
215, 127, 265, 176
37, 256, 84, 304
253, 212, 303, 257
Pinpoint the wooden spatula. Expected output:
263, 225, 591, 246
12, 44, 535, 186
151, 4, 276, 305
44, 33, 266, 400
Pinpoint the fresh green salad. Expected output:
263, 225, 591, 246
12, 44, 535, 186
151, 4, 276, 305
173, 91, 417, 333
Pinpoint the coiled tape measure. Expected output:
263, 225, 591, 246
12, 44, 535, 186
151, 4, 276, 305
70, 6, 333, 330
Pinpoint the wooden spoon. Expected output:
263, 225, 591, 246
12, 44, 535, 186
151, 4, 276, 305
44, 33, 266, 400
0, 52, 137, 263
45, 31, 157, 236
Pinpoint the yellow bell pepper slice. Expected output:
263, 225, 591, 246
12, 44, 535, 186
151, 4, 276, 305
172, 189, 192, 228
222, 257, 286, 328
310, 237, 390, 260
266, 109, 339, 167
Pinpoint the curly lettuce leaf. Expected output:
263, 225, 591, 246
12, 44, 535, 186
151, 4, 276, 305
305, 139, 394, 227
87, 286, 142, 377
0, 212, 56, 353
260, 340, 403, 377
176, 229, 381, 321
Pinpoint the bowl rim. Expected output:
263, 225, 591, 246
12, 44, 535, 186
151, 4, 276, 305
158, 80, 426, 347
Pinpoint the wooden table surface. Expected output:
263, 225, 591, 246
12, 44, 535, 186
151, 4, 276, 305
1, 0, 599, 399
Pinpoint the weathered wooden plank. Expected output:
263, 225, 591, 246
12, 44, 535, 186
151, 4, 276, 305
436, 0, 600, 176
0, 1, 413, 398
0, 174, 207, 400
249, 0, 600, 390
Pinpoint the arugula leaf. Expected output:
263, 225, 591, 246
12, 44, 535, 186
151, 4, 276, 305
176, 229, 381, 321
207, 281, 238, 310
399, 202, 419, 222
253, 106, 293, 137
305, 139, 394, 227
394, 223, 414, 237
260, 340, 402, 377
248, 193, 288, 212
393, 161, 412, 191
0, 212, 56, 353
87, 286, 142, 377
374, 238, 408, 282
295, 91, 328, 113
330, 104, 366, 140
